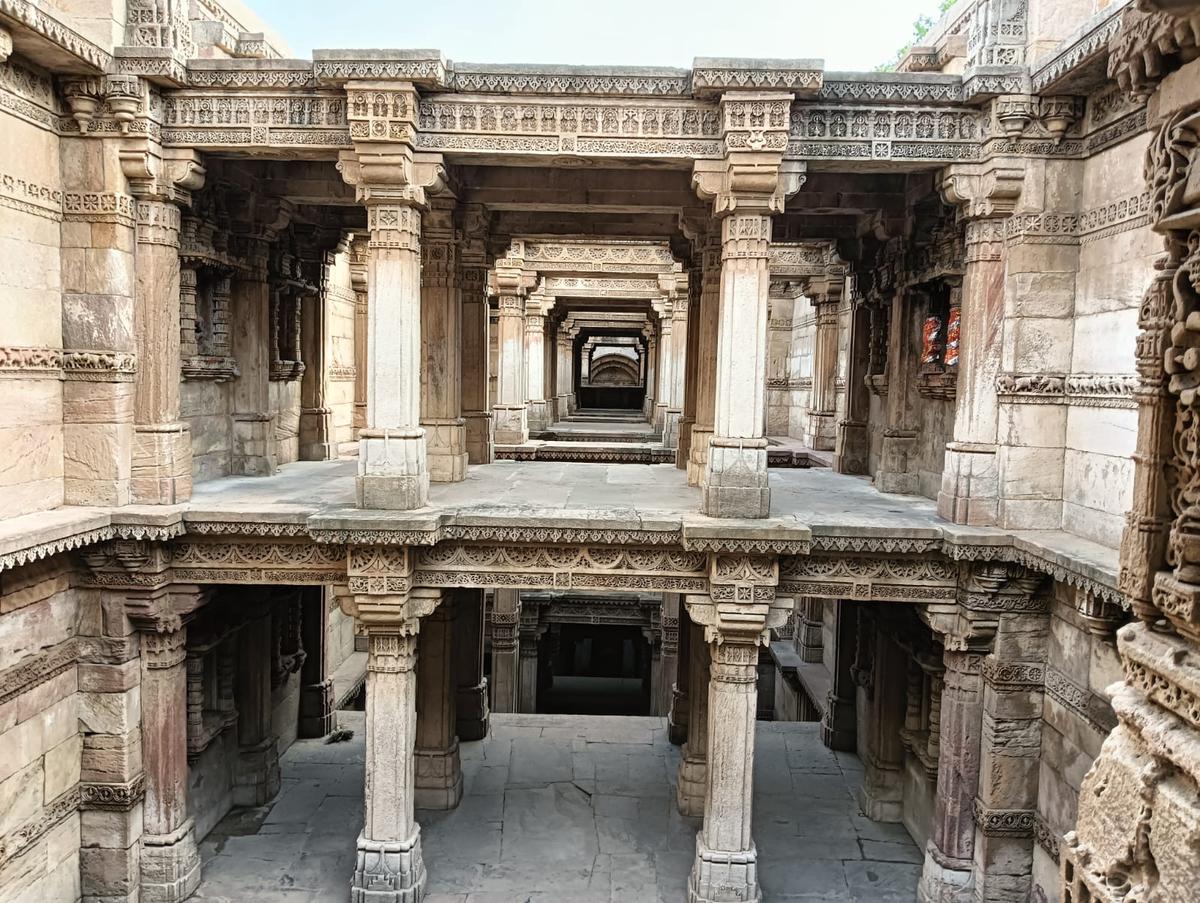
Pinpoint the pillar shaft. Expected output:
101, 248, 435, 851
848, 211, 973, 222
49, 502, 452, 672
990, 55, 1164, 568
132, 200, 192, 503
689, 234, 721, 486
420, 200, 468, 482
689, 638, 761, 903
678, 270, 702, 468
235, 608, 280, 805
299, 280, 335, 461
459, 209, 492, 464
677, 620, 710, 818
808, 292, 840, 452
490, 589, 521, 713
299, 587, 335, 738
518, 625, 541, 713
525, 311, 549, 432
354, 627, 426, 902
703, 213, 772, 518
669, 600, 691, 745
139, 625, 200, 903
358, 202, 428, 509
415, 596, 463, 809
493, 290, 528, 444
454, 589, 489, 741
230, 262, 278, 476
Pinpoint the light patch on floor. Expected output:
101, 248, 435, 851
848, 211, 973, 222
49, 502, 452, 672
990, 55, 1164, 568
194, 712, 920, 901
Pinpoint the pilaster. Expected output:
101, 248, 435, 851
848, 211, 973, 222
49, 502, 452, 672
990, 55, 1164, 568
420, 197, 468, 482
669, 597, 691, 745
524, 287, 554, 434
458, 204, 493, 464
415, 592, 463, 809
490, 257, 532, 445
807, 276, 843, 452
688, 231, 722, 486
676, 616, 709, 818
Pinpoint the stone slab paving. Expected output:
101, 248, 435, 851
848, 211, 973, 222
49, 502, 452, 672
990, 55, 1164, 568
193, 712, 920, 902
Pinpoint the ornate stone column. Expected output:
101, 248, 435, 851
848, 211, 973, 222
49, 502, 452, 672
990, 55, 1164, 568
415, 592, 463, 809
458, 205, 493, 464
643, 333, 658, 421
676, 616, 709, 818
420, 197, 468, 482
653, 305, 673, 435
454, 588, 489, 742
490, 589, 521, 713
678, 256, 702, 468
299, 248, 337, 461
857, 625, 907, 821
299, 587, 336, 738
936, 162, 1022, 525
490, 256, 531, 444
524, 287, 554, 433
834, 294, 872, 474
351, 237, 369, 433
693, 93, 804, 518
340, 93, 444, 509
669, 597, 691, 745
820, 600, 858, 752
138, 613, 201, 902
796, 597, 823, 664
341, 558, 442, 903
555, 332, 573, 421
660, 594, 681, 720
665, 281, 690, 450
518, 609, 545, 714
685, 555, 790, 902
807, 276, 842, 452
122, 148, 205, 503
235, 602, 280, 805
230, 232, 279, 477
688, 231, 722, 486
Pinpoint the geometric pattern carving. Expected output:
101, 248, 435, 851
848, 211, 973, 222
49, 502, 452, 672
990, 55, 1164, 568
778, 555, 958, 602
171, 541, 347, 584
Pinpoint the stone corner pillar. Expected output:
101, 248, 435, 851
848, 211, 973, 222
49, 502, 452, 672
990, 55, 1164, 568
688, 232, 722, 487
676, 614, 709, 818
124, 146, 207, 504
234, 604, 281, 806
137, 619, 201, 902
454, 588, 490, 741
935, 161, 1023, 526
693, 117, 805, 518
490, 261, 531, 445
415, 591, 464, 810
459, 205, 494, 465
341, 582, 444, 903
489, 588, 521, 713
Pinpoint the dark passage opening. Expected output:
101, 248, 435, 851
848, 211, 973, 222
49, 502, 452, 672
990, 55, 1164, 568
539, 624, 652, 716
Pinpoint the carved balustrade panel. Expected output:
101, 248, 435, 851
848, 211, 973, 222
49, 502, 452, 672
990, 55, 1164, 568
779, 554, 958, 603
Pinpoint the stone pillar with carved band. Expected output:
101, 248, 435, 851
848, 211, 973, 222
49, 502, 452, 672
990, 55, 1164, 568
685, 554, 790, 902
415, 592, 463, 809
660, 593, 681, 721
299, 239, 342, 461
459, 204, 493, 464
688, 231, 722, 486
665, 280, 690, 451
128, 581, 205, 903
342, 549, 443, 903
643, 333, 658, 422
807, 275, 843, 452
340, 86, 445, 509
678, 251, 703, 468
121, 146, 205, 503
518, 609, 545, 714
454, 588, 489, 741
936, 161, 1023, 526
525, 286, 554, 434
676, 614, 709, 818
351, 236, 369, 433
234, 600, 280, 806
491, 257, 531, 445
669, 596, 691, 745
490, 589, 521, 713
654, 301, 674, 437
693, 89, 804, 518
420, 196, 468, 482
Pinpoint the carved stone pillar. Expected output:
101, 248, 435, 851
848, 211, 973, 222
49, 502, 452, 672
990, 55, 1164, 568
339, 124, 443, 509
419, 198, 468, 482
524, 293, 553, 433
556, 333, 573, 421
491, 261, 529, 444
937, 163, 1022, 525
125, 149, 205, 504
139, 622, 200, 902
676, 617, 709, 818
415, 593, 463, 809
231, 237, 278, 476
857, 626, 907, 821
643, 334, 658, 421
340, 579, 443, 903
299, 587, 335, 739
489, 589, 520, 713
299, 257, 336, 460
919, 649, 985, 903
235, 605, 280, 805
669, 597, 691, 745
458, 205, 493, 464
518, 617, 544, 714
694, 130, 805, 516
834, 296, 871, 474
454, 588, 489, 742
660, 593, 681, 721
807, 280, 842, 452
678, 257, 702, 468
820, 600, 858, 752
351, 237, 369, 433
666, 291, 689, 450
797, 597, 823, 664
688, 232, 722, 486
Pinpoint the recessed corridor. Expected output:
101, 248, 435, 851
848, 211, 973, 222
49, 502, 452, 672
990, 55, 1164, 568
193, 712, 920, 902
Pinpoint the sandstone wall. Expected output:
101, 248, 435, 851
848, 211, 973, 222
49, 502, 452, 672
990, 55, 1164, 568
0, 558, 83, 903
0, 58, 65, 519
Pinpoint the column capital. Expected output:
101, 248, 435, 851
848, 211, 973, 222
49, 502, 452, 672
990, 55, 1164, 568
692, 156, 806, 217
119, 143, 206, 205
939, 160, 1024, 222
683, 555, 791, 646
337, 147, 446, 209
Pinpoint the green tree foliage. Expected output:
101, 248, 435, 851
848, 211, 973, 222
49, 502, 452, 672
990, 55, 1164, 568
875, 0, 960, 72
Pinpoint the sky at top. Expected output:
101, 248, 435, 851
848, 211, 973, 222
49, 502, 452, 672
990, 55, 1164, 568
245, 0, 945, 72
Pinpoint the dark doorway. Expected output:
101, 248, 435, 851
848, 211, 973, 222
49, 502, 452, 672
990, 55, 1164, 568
539, 624, 651, 716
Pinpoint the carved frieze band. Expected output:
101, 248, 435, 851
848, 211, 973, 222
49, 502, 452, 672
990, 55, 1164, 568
0, 347, 139, 381
1034, 812, 1061, 863
982, 657, 1046, 690
80, 775, 146, 811
1003, 192, 1151, 246
1044, 665, 1117, 734
995, 373, 1138, 409
972, 800, 1037, 838
0, 785, 81, 868
778, 555, 957, 602
170, 541, 347, 585
0, 638, 76, 707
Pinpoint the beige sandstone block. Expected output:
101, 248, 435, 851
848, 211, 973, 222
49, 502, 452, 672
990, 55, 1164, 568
1007, 271, 1076, 319
43, 733, 82, 801
0, 565, 71, 614
1000, 445, 1064, 499
81, 803, 144, 849
44, 812, 81, 868
1062, 448, 1132, 514
1049, 612, 1092, 687
78, 685, 140, 736
0, 591, 77, 661
0, 668, 76, 734
80, 730, 142, 784
1062, 501, 1124, 549
1064, 406, 1136, 458
1070, 310, 1138, 373
1007, 317, 1075, 375
77, 659, 140, 694
0, 759, 44, 835
999, 402, 1066, 449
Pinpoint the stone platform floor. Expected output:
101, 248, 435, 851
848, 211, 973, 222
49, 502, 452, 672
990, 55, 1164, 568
193, 712, 921, 902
